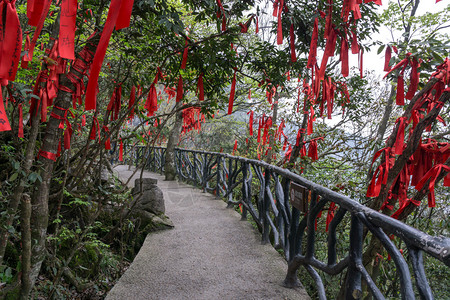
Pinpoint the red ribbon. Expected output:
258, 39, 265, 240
255, 16, 259, 34
176, 75, 183, 102
38, 149, 56, 161
415, 164, 450, 207
405, 57, 420, 100
233, 139, 237, 155
394, 117, 407, 155
180, 39, 189, 69
351, 30, 359, 54
119, 138, 124, 161
0, 0, 22, 81
276, 0, 284, 45
247, 110, 254, 136
228, 68, 237, 114
146, 84, 158, 116
326, 202, 336, 232
63, 120, 72, 149
89, 116, 100, 141
197, 73, 204, 101
85, 0, 123, 111
340, 35, 349, 77
116, 0, 134, 29
384, 46, 392, 72
289, 24, 297, 63
308, 140, 318, 161
0, 87, 11, 132
59, 0, 77, 60
366, 147, 392, 198
307, 18, 319, 69
25, 0, 52, 62
103, 126, 111, 150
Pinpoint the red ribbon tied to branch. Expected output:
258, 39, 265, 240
228, 68, 237, 114
85, 0, 132, 111
0, 0, 22, 81
415, 164, 450, 208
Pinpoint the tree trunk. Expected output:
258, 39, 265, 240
165, 101, 183, 180
19, 194, 32, 300
27, 33, 100, 293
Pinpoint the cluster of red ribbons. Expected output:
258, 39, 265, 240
181, 107, 205, 134
0, 0, 22, 131
383, 52, 420, 106
107, 85, 122, 120
367, 59, 450, 217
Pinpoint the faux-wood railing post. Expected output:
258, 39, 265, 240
262, 168, 271, 244
240, 162, 249, 220
215, 156, 221, 197
227, 158, 233, 206
346, 214, 363, 299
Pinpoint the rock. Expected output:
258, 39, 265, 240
128, 178, 172, 232
132, 178, 164, 215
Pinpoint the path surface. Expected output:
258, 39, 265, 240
106, 165, 310, 300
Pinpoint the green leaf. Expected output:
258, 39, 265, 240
377, 44, 386, 55
9, 173, 18, 182
28, 172, 42, 183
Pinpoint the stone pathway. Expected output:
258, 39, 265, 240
106, 165, 310, 300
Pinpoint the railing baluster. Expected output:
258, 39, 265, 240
346, 214, 363, 299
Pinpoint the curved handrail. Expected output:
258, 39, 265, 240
125, 145, 450, 299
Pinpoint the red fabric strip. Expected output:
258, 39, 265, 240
197, 73, 204, 101
325, 202, 336, 232
38, 149, 56, 161
176, 75, 183, 102
180, 39, 188, 69
394, 117, 406, 155
59, 0, 77, 60
146, 84, 157, 116
255, 16, 259, 34
340, 36, 349, 77
289, 24, 297, 63
28, 0, 45, 26
85, 0, 123, 110
415, 164, 450, 207
307, 18, 319, 69
116, 0, 134, 29
384, 46, 391, 72
276, 0, 284, 45
228, 68, 236, 114
0, 87, 11, 131
119, 139, 124, 161
233, 140, 237, 155
351, 30, 359, 54
21, 33, 31, 69
405, 57, 419, 100
396, 75, 405, 105
25, 0, 52, 62
0, 1, 22, 81
103, 126, 111, 150
248, 110, 254, 136
308, 140, 318, 161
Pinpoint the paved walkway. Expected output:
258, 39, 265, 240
106, 165, 310, 300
